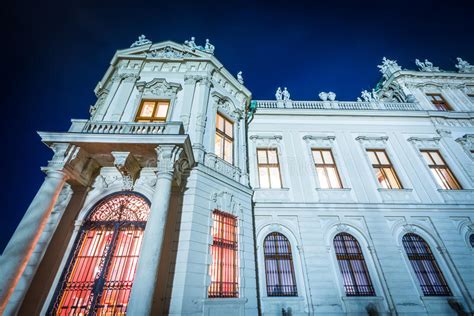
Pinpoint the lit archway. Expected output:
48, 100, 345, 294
49, 192, 150, 315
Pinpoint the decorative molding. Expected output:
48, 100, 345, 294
212, 92, 243, 121
249, 135, 283, 142
435, 129, 452, 138
111, 152, 141, 190
89, 88, 109, 115
407, 136, 441, 149
148, 46, 195, 59
210, 191, 242, 216
303, 135, 335, 147
355, 136, 388, 148
204, 153, 241, 182
456, 134, 474, 150
136, 78, 182, 98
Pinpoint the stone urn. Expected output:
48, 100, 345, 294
328, 91, 336, 101
318, 92, 328, 101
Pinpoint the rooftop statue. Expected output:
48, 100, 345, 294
283, 87, 291, 101
359, 89, 379, 102
204, 39, 215, 54
184, 36, 199, 49
377, 57, 402, 79
319, 92, 328, 101
455, 57, 474, 73
275, 87, 283, 101
130, 34, 152, 48
415, 59, 440, 72
237, 71, 244, 84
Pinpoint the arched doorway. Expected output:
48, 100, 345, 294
48, 192, 150, 315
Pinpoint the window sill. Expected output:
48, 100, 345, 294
203, 297, 248, 304
254, 187, 290, 191
341, 295, 384, 301
262, 296, 304, 301
438, 189, 474, 203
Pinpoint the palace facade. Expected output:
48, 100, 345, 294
0, 36, 473, 315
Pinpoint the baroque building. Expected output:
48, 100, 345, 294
0, 36, 473, 316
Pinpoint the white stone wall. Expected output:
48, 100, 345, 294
250, 86, 474, 315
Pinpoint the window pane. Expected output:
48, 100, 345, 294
367, 151, 378, 165
376, 151, 389, 164
225, 120, 233, 138
216, 114, 224, 131
215, 134, 224, 158
431, 169, 447, 189
312, 150, 323, 164
224, 139, 233, 163
259, 167, 270, 188
384, 168, 401, 189
269, 167, 281, 188
421, 152, 434, 164
155, 102, 169, 119
430, 152, 444, 165
140, 101, 155, 117
267, 150, 278, 164
317, 167, 329, 189
257, 150, 267, 164
439, 169, 460, 190
327, 167, 342, 188
322, 150, 333, 164
375, 168, 389, 188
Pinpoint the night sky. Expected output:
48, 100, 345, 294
1, 0, 473, 251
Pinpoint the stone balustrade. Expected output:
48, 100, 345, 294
255, 100, 421, 111
69, 120, 184, 135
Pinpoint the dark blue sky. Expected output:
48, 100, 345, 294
1, 0, 473, 250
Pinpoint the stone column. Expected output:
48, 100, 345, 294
105, 73, 140, 121
127, 145, 184, 315
0, 169, 68, 313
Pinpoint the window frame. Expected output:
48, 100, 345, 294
215, 112, 234, 164
426, 93, 452, 111
366, 149, 403, 189
420, 149, 462, 190
311, 148, 343, 189
256, 148, 283, 189
263, 232, 298, 297
135, 99, 171, 122
208, 209, 239, 298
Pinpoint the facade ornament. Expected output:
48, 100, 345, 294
377, 57, 402, 79
282, 87, 291, 101
149, 46, 194, 59
275, 87, 283, 100
136, 78, 182, 97
237, 71, 244, 84
415, 59, 440, 72
318, 92, 328, 101
327, 91, 336, 101
401, 224, 416, 234
111, 152, 141, 190
455, 57, 474, 73
130, 34, 152, 48
119, 73, 140, 83
184, 37, 215, 55
359, 89, 379, 102
335, 223, 350, 233
89, 89, 109, 115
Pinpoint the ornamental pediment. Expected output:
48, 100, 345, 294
118, 41, 211, 60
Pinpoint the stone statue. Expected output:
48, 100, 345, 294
455, 57, 474, 73
237, 71, 244, 84
318, 92, 328, 101
184, 36, 197, 49
415, 59, 440, 72
204, 39, 215, 54
282, 87, 291, 101
371, 89, 379, 101
130, 34, 152, 48
377, 57, 402, 78
359, 89, 379, 102
327, 91, 336, 101
275, 87, 283, 100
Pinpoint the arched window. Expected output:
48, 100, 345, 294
333, 233, 375, 296
402, 233, 451, 296
470, 234, 474, 248
49, 192, 150, 315
263, 232, 297, 296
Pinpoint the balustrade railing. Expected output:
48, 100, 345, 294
254, 100, 421, 111
69, 120, 184, 135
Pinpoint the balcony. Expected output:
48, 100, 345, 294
68, 119, 184, 135
255, 100, 421, 111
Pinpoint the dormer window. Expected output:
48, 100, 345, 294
135, 100, 170, 122
426, 94, 452, 111
215, 113, 233, 164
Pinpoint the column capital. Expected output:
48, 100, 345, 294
156, 145, 190, 185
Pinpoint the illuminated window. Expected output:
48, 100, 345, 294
215, 113, 234, 164
49, 193, 150, 315
420, 150, 461, 190
402, 233, 451, 296
208, 210, 238, 298
367, 149, 403, 189
312, 149, 342, 189
334, 233, 375, 296
257, 148, 282, 189
264, 232, 297, 297
426, 94, 452, 111
135, 100, 170, 122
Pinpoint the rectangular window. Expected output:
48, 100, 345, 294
367, 149, 403, 189
215, 113, 233, 164
257, 148, 282, 189
426, 94, 452, 111
312, 149, 343, 189
209, 210, 238, 298
420, 150, 462, 190
135, 100, 170, 122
